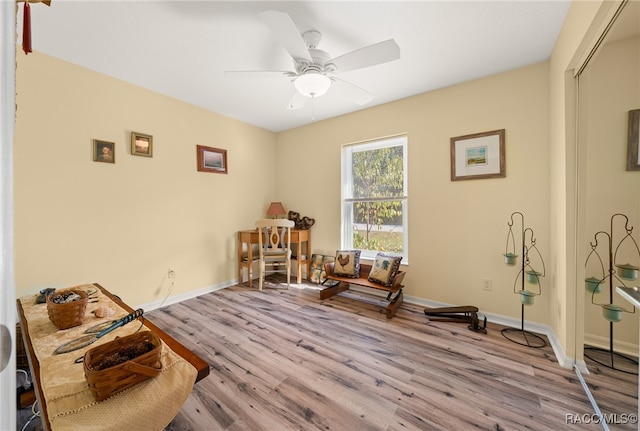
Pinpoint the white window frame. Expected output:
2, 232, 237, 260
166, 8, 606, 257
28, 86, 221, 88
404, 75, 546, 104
341, 135, 408, 262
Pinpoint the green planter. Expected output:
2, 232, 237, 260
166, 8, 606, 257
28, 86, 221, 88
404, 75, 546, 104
616, 263, 639, 281
602, 304, 623, 322
585, 277, 602, 294
526, 270, 541, 284
503, 253, 518, 266
519, 289, 535, 305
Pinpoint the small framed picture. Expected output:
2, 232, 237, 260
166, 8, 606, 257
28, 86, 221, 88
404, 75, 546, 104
627, 109, 640, 171
197, 145, 227, 174
93, 139, 115, 164
450, 129, 505, 181
131, 131, 153, 157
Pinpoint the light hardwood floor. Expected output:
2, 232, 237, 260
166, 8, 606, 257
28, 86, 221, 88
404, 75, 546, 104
17, 276, 637, 430
146, 276, 633, 431
582, 348, 638, 430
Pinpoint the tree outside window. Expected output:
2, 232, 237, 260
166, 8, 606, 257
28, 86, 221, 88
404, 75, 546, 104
342, 136, 408, 260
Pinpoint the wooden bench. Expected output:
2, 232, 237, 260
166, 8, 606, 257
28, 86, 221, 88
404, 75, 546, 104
321, 262, 406, 319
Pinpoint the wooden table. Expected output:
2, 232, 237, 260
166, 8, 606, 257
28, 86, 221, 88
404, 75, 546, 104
238, 228, 311, 287
17, 283, 210, 431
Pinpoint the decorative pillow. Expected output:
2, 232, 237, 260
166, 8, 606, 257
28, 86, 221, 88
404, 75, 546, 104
368, 253, 403, 287
333, 250, 361, 278
310, 254, 335, 284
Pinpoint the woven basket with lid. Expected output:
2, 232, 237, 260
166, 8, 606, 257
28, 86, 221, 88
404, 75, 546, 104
46, 288, 89, 329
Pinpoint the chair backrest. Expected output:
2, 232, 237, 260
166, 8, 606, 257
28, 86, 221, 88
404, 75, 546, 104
255, 219, 295, 253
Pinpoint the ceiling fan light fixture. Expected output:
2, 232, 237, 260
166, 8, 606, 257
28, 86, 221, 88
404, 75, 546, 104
294, 73, 331, 98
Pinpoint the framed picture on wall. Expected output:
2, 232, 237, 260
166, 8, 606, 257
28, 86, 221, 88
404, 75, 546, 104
197, 145, 227, 174
131, 131, 153, 157
627, 109, 640, 171
93, 139, 115, 164
450, 129, 505, 181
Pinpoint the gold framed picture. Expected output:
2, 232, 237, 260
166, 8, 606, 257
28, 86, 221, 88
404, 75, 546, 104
93, 139, 115, 164
627, 109, 640, 171
131, 131, 153, 157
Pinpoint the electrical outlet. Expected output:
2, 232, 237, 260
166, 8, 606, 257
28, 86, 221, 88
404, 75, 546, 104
482, 278, 492, 291
168, 269, 175, 279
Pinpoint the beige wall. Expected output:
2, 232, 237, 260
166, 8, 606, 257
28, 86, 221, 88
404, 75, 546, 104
14, 52, 554, 325
14, 52, 277, 306
12, 0, 622, 362
548, 0, 605, 362
277, 63, 552, 322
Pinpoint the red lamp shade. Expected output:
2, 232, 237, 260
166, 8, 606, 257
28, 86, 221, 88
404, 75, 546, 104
267, 202, 286, 218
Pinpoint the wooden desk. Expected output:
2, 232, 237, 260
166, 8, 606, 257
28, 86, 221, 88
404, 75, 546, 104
17, 283, 209, 431
238, 228, 311, 287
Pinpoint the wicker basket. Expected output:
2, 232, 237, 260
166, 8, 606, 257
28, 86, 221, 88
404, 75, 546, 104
46, 289, 89, 329
84, 331, 162, 401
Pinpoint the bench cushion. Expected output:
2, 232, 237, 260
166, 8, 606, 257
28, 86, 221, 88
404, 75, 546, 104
333, 250, 361, 278
324, 262, 405, 294
368, 253, 403, 287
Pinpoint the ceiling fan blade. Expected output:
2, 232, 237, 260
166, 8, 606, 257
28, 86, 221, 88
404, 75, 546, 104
329, 39, 400, 73
224, 70, 295, 79
286, 91, 307, 110
259, 10, 312, 62
330, 77, 374, 106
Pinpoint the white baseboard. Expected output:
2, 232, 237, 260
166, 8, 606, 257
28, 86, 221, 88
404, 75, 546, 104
135, 279, 576, 370
575, 359, 589, 374
403, 294, 575, 369
584, 333, 638, 357
136, 280, 233, 312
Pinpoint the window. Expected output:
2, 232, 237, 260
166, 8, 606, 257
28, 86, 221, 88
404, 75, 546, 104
341, 135, 408, 262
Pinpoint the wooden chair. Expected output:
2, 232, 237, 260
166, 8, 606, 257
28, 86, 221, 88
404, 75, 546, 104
255, 219, 295, 291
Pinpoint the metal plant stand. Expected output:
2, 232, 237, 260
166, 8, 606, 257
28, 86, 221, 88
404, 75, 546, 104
501, 212, 546, 348
584, 213, 638, 374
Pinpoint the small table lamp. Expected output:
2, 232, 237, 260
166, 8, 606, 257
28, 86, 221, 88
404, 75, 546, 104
267, 202, 286, 219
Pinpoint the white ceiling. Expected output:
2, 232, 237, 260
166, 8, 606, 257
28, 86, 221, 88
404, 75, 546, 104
17, 1, 572, 132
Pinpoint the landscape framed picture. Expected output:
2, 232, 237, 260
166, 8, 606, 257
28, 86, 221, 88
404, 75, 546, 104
450, 129, 505, 181
197, 145, 227, 174
93, 139, 115, 164
627, 109, 640, 171
131, 131, 153, 157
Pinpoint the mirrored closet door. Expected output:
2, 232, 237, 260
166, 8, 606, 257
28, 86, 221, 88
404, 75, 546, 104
576, 0, 640, 424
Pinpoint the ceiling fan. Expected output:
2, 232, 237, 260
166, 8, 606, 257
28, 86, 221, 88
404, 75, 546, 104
225, 11, 401, 110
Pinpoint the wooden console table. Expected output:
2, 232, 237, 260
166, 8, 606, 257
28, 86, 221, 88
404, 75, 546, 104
238, 228, 311, 287
17, 283, 209, 431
